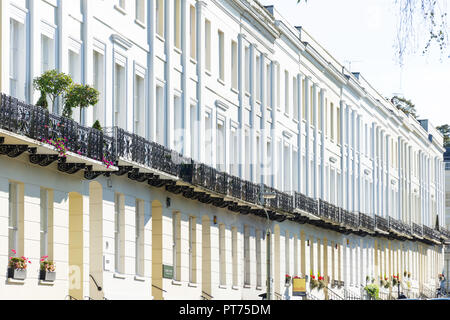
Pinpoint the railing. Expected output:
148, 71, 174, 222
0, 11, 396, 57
341, 210, 359, 229
375, 215, 389, 233
412, 223, 423, 237
389, 217, 403, 234
423, 225, 440, 242
401, 222, 412, 237
318, 200, 339, 223
295, 192, 318, 216
111, 127, 189, 177
327, 287, 344, 300
359, 213, 375, 231
0, 94, 116, 164
343, 288, 361, 300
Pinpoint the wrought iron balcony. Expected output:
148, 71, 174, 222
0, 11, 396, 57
294, 192, 318, 216
422, 225, 440, 242
375, 215, 389, 233
112, 127, 190, 178
388, 217, 404, 235
242, 181, 261, 204
0, 94, 116, 167
359, 213, 375, 231
412, 223, 423, 238
439, 227, 450, 241
341, 210, 359, 229
318, 200, 340, 223
401, 222, 412, 238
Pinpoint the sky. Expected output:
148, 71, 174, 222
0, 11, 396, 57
258, 0, 450, 128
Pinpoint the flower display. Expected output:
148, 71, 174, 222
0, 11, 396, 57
8, 250, 31, 270
40, 256, 56, 273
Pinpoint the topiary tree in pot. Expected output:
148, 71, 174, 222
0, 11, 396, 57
33, 70, 73, 113
65, 84, 99, 124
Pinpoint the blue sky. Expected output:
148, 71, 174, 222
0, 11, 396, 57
258, 0, 450, 128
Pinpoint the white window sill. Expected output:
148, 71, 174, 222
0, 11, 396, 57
7, 278, 25, 285
190, 57, 198, 65
39, 280, 55, 286
114, 5, 127, 15
172, 280, 182, 286
134, 19, 146, 29
232, 285, 239, 291
231, 87, 239, 94
155, 34, 165, 43
113, 273, 126, 279
217, 78, 225, 86
256, 286, 263, 291
218, 285, 227, 289
188, 282, 198, 288
243, 284, 251, 289
134, 275, 146, 282
173, 46, 182, 55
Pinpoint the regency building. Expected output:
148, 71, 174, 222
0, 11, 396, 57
0, 0, 447, 300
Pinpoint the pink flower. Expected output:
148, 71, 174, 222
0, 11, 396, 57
11, 249, 16, 254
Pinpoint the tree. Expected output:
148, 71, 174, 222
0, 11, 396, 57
65, 84, 99, 123
92, 120, 103, 132
33, 70, 73, 112
390, 96, 418, 118
436, 124, 450, 147
296, 0, 448, 66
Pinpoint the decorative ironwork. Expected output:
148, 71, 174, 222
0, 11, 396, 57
412, 223, 423, 238
359, 213, 375, 231
295, 192, 318, 216
341, 210, 359, 229
375, 215, 389, 233
388, 217, 403, 234
318, 200, 340, 223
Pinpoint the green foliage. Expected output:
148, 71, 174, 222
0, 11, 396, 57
390, 96, 418, 118
436, 124, 450, 147
364, 284, 380, 300
36, 91, 49, 109
65, 84, 99, 123
92, 120, 103, 132
33, 70, 73, 107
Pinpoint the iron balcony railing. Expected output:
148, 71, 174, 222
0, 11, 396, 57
375, 215, 389, 233
0, 94, 116, 164
412, 223, 423, 237
359, 213, 375, 231
318, 200, 340, 223
111, 127, 190, 177
341, 210, 359, 229
389, 217, 404, 234
423, 225, 440, 242
264, 186, 294, 213
295, 192, 318, 216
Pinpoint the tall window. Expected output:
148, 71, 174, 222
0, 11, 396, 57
216, 119, 225, 172
172, 212, 181, 281
205, 112, 212, 165
174, 96, 183, 154
114, 63, 126, 129
293, 77, 299, 120
156, 0, 165, 38
256, 135, 261, 184
114, 193, 123, 273
232, 227, 238, 287
134, 74, 146, 137
189, 217, 196, 283
230, 126, 238, 176
266, 141, 272, 186
93, 51, 105, 129
156, 86, 165, 145
285, 231, 290, 275
219, 224, 226, 286
266, 64, 272, 108
205, 20, 211, 71
245, 128, 250, 180
218, 30, 225, 81
135, 200, 144, 276
10, 19, 26, 101
284, 70, 290, 115
190, 5, 196, 60
118, 0, 126, 10
302, 79, 306, 120
40, 188, 49, 258
244, 46, 250, 93
135, 0, 146, 24
330, 103, 335, 141
231, 41, 238, 90
256, 230, 262, 287
41, 35, 55, 73
8, 182, 19, 254
174, 0, 182, 49
318, 93, 323, 131
190, 105, 196, 159
244, 226, 250, 285
337, 106, 341, 145
255, 55, 261, 101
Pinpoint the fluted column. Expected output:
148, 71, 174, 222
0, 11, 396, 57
312, 83, 319, 199
196, 1, 207, 162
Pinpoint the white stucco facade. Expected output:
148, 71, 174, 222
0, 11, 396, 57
0, 0, 447, 300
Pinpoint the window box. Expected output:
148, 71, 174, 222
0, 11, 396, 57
40, 270, 56, 282
8, 268, 27, 281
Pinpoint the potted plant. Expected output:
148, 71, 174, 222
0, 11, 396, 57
8, 249, 30, 280
407, 272, 411, 279
364, 284, 380, 300
64, 84, 99, 123
285, 274, 292, 286
40, 256, 56, 282
318, 276, 327, 290
33, 70, 73, 113
310, 274, 318, 290
392, 275, 399, 287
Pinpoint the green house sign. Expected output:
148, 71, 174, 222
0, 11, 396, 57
163, 265, 174, 279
